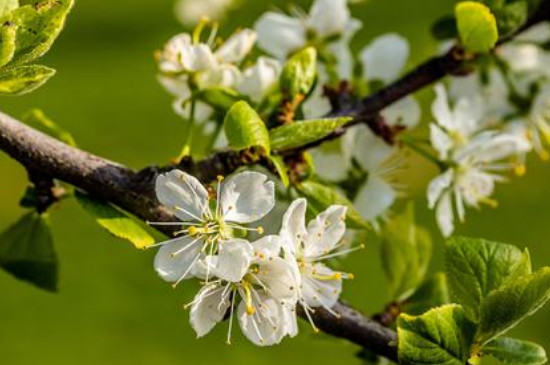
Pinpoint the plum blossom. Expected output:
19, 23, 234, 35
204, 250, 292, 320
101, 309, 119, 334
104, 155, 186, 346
254, 0, 362, 79
428, 85, 530, 236
157, 28, 257, 119
151, 170, 275, 286
188, 235, 299, 346
279, 199, 358, 329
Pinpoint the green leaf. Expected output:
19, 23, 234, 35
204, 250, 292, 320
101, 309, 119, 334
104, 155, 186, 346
22, 108, 76, 146
431, 15, 458, 40
0, 64, 54, 95
197, 87, 243, 111
478, 267, 550, 343
280, 47, 317, 97
269, 117, 352, 151
455, 1, 499, 53
0, 20, 16, 67
75, 191, 155, 249
445, 236, 531, 317
0, 0, 18, 17
3, 0, 74, 65
0, 212, 58, 292
403, 273, 450, 316
223, 101, 270, 155
496, 1, 529, 37
269, 155, 290, 188
296, 180, 370, 230
484, 337, 547, 365
381, 204, 433, 300
397, 304, 477, 365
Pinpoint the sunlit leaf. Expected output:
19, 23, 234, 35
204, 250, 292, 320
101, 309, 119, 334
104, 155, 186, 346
0, 64, 55, 95
455, 1, 499, 53
398, 304, 477, 365
75, 191, 155, 250
269, 117, 352, 151
223, 101, 270, 155
484, 337, 547, 365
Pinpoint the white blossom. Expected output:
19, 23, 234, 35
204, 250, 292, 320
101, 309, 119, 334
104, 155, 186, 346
152, 170, 275, 286
428, 85, 529, 236
254, 0, 362, 77
238, 57, 282, 103
279, 199, 358, 328
188, 235, 299, 346
174, 0, 238, 27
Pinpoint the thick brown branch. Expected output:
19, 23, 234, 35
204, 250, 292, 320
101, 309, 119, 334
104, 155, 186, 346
0, 111, 398, 360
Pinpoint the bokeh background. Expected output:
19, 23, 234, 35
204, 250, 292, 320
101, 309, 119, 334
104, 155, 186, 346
1, 0, 549, 364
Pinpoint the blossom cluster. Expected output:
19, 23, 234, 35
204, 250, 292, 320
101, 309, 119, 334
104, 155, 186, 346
150, 170, 355, 346
150, 0, 550, 344
154, 0, 550, 236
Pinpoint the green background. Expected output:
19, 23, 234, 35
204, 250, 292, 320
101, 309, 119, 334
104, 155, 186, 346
1, 0, 549, 364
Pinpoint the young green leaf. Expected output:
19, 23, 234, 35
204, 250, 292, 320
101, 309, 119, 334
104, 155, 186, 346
197, 87, 243, 111
223, 101, 270, 154
0, 64, 55, 95
397, 304, 477, 365
402, 273, 450, 316
22, 108, 76, 146
455, 1, 499, 53
4, 0, 74, 66
0, 212, 58, 292
381, 204, 433, 300
296, 180, 370, 230
0, 16, 16, 67
478, 267, 550, 344
75, 192, 155, 250
280, 47, 317, 97
269, 155, 290, 188
445, 236, 531, 317
484, 337, 547, 365
0, 0, 18, 17
269, 117, 352, 151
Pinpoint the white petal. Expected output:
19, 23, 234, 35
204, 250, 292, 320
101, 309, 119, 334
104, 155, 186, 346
154, 237, 203, 282
216, 29, 257, 64
220, 171, 275, 223
181, 43, 217, 73
251, 235, 284, 259
175, 0, 234, 26
432, 84, 455, 131
327, 19, 363, 79
190, 283, 231, 337
215, 239, 253, 282
435, 192, 454, 237
301, 263, 342, 308
198, 64, 242, 89
382, 96, 421, 129
429, 123, 453, 160
427, 170, 453, 209
255, 257, 300, 303
255, 12, 306, 59
238, 293, 288, 346
157, 75, 191, 98
453, 95, 485, 137
302, 83, 332, 119
238, 57, 282, 102
360, 33, 410, 84
457, 169, 496, 207
515, 22, 550, 43
173, 98, 213, 122
354, 177, 396, 221
279, 198, 308, 255
303, 205, 347, 259
309, 0, 350, 37
155, 170, 210, 221
352, 125, 395, 171
310, 138, 351, 181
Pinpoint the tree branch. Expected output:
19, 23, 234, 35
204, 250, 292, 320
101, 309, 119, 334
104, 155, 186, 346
0, 110, 399, 360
